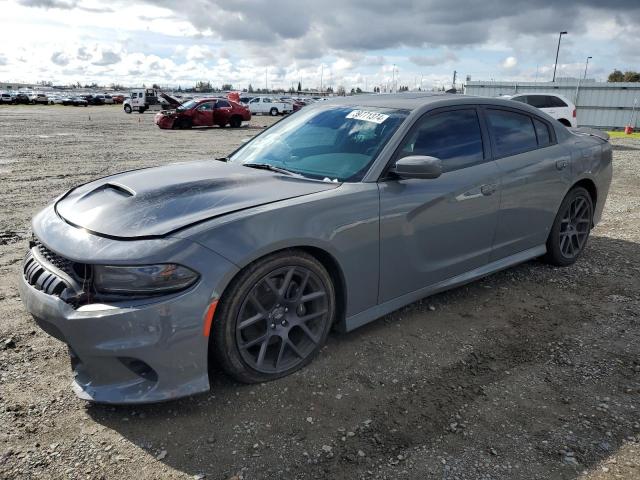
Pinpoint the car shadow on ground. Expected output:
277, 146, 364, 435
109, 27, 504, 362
85, 235, 640, 479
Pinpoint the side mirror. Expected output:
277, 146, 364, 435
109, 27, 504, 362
390, 155, 442, 179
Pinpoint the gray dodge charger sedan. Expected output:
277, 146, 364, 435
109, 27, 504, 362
19, 93, 612, 403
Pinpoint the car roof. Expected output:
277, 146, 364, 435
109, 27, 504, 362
320, 92, 542, 112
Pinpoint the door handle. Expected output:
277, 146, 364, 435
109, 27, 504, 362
556, 159, 569, 170
480, 184, 497, 196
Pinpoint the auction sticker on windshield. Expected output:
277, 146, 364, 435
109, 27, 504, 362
346, 110, 389, 124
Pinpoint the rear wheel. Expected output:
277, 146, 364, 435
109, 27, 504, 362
212, 251, 335, 383
269, 107, 278, 116
544, 187, 593, 266
229, 115, 242, 128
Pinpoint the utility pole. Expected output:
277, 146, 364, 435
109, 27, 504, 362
265, 67, 268, 91
552, 31, 568, 82
392, 64, 395, 93
452, 70, 457, 89
320, 64, 323, 94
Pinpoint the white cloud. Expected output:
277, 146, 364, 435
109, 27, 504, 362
501, 56, 518, 69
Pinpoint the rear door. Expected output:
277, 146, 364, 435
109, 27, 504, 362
213, 99, 233, 125
378, 106, 501, 302
482, 107, 572, 260
192, 102, 214, 127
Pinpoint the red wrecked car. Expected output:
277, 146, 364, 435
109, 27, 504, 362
154, 97, 251, 129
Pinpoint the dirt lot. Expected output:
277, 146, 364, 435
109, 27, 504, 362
0, 105, 639, 480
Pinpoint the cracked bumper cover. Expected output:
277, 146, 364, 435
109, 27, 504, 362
19, 206, 239, 404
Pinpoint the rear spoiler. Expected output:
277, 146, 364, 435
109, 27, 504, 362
569, 127, 609, 142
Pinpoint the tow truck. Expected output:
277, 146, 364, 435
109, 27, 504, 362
123, 88, 181, 114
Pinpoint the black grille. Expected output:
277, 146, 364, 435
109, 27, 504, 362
24, 252, 70, 297
31, 237, 75, 277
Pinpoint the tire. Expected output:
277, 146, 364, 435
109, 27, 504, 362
124, 104, 132, 114
269, 107, 278, 116
544, 186, 593, 266
175, 118, 192, 129
229, 116, 242, 128
212, 250, 336, 384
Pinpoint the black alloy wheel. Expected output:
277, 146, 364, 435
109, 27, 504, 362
545, 186, 593, 266
212, 251, 335, 383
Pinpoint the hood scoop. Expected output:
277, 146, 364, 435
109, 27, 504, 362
55, 160, 339, 239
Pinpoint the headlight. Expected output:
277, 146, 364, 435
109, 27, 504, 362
92, 264, 199, 294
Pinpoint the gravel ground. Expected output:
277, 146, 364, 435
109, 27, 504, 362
0, 105, 639, 480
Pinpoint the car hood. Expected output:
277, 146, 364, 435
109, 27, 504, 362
55, 160, 340, 239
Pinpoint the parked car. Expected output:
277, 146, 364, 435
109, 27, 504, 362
62, 96, 88, 106
246, 95, 293, 115
47, 94, 64, 105
239, 96, 254, 105
0, 92, 14, 104
506, 93, 577, 128
111, 94, 125, 104
19, 94, 612, 404
14, 93, 31, 104
84, 95, 105, 106
32, 93, 49, 105
154, 97, 251, 129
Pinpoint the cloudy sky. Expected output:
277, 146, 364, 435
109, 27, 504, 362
1, 0, 638, 90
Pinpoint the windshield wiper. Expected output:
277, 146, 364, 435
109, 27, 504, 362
242, 163, 295, 176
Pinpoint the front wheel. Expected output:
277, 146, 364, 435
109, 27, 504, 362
544, 186, 593, 266
212, 251, 335, 383
124, 104, 132, 114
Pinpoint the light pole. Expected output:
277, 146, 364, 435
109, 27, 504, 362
392, 64, 396, 93
583, 56, 592, 80
552, 31, 568, 82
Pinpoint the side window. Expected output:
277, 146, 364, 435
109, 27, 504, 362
549, 96, 568, 107
512, 96, 528, 104
526, 95, 548, 109
263, 98, 271, 103
132, 93, 137, 99
533, 118, 552, 146
216, 100, 230, 108
197, 102, 214, 111
486, 109, 538, 157
249, 98, 258, 104
398, 109, 484, 173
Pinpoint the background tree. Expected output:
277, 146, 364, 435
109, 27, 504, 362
337, 85, 346, 96
221, 83, 233, 91
608, 69, 625, 82
623, 71, 640, 82
247, 83, 254, 93
297, 81, 301, 92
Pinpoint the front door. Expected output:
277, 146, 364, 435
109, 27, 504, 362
378, 106, 501, 302
192, 102, 214, 127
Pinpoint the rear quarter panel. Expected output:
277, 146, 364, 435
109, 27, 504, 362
568, 134, 612, 225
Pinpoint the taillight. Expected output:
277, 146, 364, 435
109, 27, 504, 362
572, 108, 576, 118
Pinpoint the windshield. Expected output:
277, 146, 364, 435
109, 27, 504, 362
229, 105, 408, 182
177, 99, 198, 111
